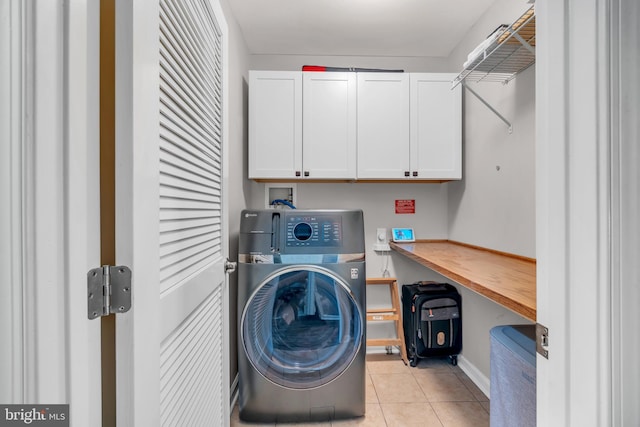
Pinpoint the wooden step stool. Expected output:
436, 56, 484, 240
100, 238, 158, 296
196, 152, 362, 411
365, 277, 408, 365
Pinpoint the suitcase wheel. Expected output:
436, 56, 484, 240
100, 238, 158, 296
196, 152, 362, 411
449, 355, 458, 366
409, 357, 417, 367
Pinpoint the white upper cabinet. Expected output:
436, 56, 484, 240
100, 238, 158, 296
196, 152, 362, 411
302, 72, 357, 179
249, 71, 302, 179
357, 73, 410, 179
358, 72, 461, 180
410, 73, 462, 180
249, 71, 461, 181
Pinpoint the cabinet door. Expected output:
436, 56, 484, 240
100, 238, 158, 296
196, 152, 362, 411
302, 72, 357, 179
249, 71, 302, 179
356, 73, 410, 179
410, 73, 462, 180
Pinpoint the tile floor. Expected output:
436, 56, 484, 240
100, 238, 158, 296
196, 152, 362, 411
231, 353, 490, 427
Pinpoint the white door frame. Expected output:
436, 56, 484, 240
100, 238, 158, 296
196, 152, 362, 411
609, 0, 640, 424
3, 0, 102, 423
63, 1, 103, 423
0, 0, 25, 404
536, 0, 639, 425
536, 0, 609, 424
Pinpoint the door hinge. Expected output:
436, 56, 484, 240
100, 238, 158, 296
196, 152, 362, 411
536, 322, 549, 359
87, 265, 132, 320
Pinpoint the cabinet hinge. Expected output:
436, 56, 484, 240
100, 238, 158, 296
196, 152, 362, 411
87, 265, 132, 319
536, 322, 549, 359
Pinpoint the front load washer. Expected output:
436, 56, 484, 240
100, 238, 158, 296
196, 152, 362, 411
237, 209, 366, 423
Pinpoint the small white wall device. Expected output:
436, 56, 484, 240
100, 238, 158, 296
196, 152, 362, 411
391, 228, 415, 242
373, 228, 390, 251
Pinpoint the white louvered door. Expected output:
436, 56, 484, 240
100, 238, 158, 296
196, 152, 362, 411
115, 0, 229, 426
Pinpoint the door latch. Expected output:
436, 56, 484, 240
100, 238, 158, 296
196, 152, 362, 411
224, 259, 237, 274
87, 265, 132, 319
536, 322, 549, 359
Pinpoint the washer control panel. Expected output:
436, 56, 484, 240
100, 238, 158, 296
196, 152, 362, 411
286, 214, 342, 247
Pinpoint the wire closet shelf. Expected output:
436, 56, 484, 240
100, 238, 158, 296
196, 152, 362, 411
453, 6, 535, 88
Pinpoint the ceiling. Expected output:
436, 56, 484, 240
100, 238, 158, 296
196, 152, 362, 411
228, 0, 498, 58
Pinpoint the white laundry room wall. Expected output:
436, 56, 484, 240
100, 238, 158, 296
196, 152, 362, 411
447, 0, 536, 257
218, 0, 252, 391
443, 0, 536, 391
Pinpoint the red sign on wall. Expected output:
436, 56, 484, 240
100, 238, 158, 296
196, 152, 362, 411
395, 199, 415, 214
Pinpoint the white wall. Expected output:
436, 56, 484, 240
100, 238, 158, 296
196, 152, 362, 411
447, 66, 535, 256
444, 0, 535, 386
0, 0, 22, 402
218, 0, 251, 386
283, 183, 449, 277
614, 1, 640, 420
447, 0, 536, 258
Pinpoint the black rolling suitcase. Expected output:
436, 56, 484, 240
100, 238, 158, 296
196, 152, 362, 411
402, 282, 462, 367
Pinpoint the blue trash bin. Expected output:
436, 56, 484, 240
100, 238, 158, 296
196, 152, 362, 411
490, 325, 536, 427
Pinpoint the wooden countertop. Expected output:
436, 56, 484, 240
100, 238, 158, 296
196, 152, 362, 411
391, 240, 536, 321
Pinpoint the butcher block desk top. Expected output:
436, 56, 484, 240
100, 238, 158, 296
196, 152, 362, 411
391, 240, 536, 321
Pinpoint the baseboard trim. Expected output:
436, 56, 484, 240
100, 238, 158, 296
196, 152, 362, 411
457, 354, 490, 399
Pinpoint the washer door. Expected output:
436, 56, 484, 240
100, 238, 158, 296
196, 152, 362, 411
242, 265, 363, 390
